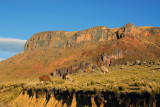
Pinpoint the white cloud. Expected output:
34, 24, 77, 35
0, 58, 5, 61
0, 38, 27, 53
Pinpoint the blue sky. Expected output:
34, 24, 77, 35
0, 0, 160, 61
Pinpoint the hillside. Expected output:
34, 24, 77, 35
0, 65, 160, 107
0, 23, 160, 81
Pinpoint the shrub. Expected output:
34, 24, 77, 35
91, 81, 96, 85
135, 82, 147, 87
54, 80, 65, 84
94, 87, 102, 93
118, 85, 129, 91
112, 86, 119, 93
44, 81, 51, 85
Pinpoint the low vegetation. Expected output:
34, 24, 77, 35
0, 84, 22, 105
0, 65, 160, 104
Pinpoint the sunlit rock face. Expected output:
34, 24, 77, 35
24, 26, 110, 51
1, 23, 160, 81
23, 23, 160, 76
24, 23, 160, 51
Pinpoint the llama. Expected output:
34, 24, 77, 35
39, 75, 53, 84
100, 66, 110, 74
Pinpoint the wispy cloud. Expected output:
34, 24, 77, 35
0, 58, 5, 61
0, 38, 26, 53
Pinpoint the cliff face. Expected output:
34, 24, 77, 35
24, 23, 160, 51
23, 23, 160, 77
24, 26, 110, 51
0, 23, 160, 81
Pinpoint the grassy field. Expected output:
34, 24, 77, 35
48, 64, 160, 94
0, 64, 160, 104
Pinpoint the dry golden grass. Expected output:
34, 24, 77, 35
0, 65, 160, 104
3, 65, 159, 93
0, 84, 22, 104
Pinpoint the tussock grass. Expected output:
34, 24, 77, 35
17, 65, 160, 94
0, 85, 22, 104
0, 65, 160, 104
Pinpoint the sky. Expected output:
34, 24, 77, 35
0, 0, 160, 61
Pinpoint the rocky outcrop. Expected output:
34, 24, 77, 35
24, 26, 110, 51
24, 26, 112, 51
49, 48, 124, 76
24, 31, 68, 51
23, 23, 160, 67
50, 61, 95, 76
25, 23, 160, 51
24, 23, 160, 51
114, 23, 160, 39
1, 23, 160, 81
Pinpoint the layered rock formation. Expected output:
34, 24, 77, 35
0, 23, 160, 81
24, 23, 160, 51
24, 26, 110, 51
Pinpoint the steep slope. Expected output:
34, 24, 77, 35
0, 23, 160, 81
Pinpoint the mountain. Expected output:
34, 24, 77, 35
0, 23, 160, 81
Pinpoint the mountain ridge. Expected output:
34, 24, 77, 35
24, 23, 160, 51
0, 23, 160, 81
